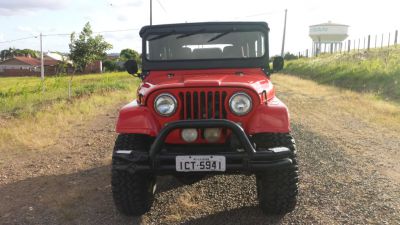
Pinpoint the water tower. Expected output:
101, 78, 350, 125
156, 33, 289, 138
309, 21, 349, 56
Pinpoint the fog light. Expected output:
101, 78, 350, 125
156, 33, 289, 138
204, 128, 222, 143
181, 128, 198, 143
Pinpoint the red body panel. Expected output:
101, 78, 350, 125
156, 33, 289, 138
116, 68, 290, 142
116, 101, 161, 136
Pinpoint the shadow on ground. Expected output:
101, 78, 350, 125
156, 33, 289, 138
0, 165, 287, 225
181, 207, 284, 225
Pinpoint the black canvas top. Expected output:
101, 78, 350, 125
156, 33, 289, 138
139, 22, 269, 37
139, 22, 270, 71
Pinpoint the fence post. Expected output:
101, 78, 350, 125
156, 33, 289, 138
358, 38, 360, 52
388, 32, 391, 47
381, 33, 384, 48
306, 49, 309, 57
395, 30, 398, 46
363, 36, 366, 49
347, 40, 351, 52
375, 34, 377, 48
348, 40, 351, 52
367, 35, 371, 50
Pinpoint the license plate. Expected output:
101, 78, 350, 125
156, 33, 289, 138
176, 155, 226, 172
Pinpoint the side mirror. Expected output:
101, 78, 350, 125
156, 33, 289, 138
124, 60, 138, 75
272, 56, 284, 72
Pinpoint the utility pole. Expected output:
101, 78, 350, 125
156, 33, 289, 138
280, 9, 287, 57
150, 0, 153, 25
40, 33, 44, 81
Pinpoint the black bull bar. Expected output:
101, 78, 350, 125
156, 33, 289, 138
113, 119, 293, 174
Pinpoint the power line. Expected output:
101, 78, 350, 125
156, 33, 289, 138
0, 28, 141, 44
233, 10, 281, 19
0, 35, 38, 44
156, 0, 167, 13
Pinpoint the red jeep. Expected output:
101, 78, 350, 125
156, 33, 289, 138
112, 22, 298, 216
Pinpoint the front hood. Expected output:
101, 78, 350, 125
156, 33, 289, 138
138, 68, 274, 101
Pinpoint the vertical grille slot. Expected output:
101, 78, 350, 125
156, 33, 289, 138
179, 92, 184, 119
222, 91, 227, 118
207, 92, 213, 118
179, 90, 227, 120
200, 92, 206, 119
186, 92, 191, 119
193, 92, 199, 119
215, 92, 220, 118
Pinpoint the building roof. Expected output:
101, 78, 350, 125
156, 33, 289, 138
0, 56, 59, 66
14, 56, 41, 66
310, 21, 349, 27
45, 52, 64, 61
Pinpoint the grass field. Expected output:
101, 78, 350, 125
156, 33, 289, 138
0, 72, 139, 117
283, 47, 400, 102
0, 72, 139, 152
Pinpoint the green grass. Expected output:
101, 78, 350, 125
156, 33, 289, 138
283, 47, 400, 102
0, 72, 139, 117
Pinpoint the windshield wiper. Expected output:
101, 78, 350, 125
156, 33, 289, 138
207, 28, 235, 43
176, 29, 205, 39
148, 30, 175, 41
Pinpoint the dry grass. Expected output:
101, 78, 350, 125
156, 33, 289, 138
283, 47, 400, 101
273, 74, 400, 132
164, 190, 210, 223
273, 74, 400, 182
0, 74, 139, 153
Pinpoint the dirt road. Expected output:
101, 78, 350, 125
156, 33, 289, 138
1, 74, 399, 224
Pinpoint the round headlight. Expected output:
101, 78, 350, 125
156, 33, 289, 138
154, 93, 177, 116
229, 92, 252, 116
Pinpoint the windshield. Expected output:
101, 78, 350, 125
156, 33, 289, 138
145, 31, 265, 61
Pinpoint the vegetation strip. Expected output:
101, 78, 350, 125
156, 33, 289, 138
283, 47, 400, 102
0, 72, 139, 152
0, 72, 138, 117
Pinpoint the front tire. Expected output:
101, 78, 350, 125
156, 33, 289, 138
111, 134, 156, 216
252, 133, 299, 215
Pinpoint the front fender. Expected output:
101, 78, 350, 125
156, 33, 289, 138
247, 97, 290, 134
115, 100, 160, 136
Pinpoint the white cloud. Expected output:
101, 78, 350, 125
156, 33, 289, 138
0, 0, 71, 16
0, 33, 5, 42
107, 0, 143, 8
16, 26, 34, 33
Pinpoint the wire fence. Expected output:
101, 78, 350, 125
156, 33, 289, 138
295, 29, 399, 58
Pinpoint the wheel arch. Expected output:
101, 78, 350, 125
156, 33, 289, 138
246, 97, 291, 134
115, 100, 160, 136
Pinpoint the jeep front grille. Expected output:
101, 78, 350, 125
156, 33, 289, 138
178, 91, 227, 119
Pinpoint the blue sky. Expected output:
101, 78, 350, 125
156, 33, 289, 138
1, 0, 399, 56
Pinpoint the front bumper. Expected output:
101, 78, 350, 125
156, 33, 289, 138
113, 119, 293, 174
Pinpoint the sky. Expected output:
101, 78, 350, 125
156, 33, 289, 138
0, 0, 399, 56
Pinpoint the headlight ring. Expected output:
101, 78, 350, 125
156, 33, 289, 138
229, 92, 252, 116
154, 93, 177, 116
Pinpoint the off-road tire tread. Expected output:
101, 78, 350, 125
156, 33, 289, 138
253, 133, 299, 215
111, 134, 155, 216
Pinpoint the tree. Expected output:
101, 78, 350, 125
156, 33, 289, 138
103, 60, 117, 72
0, 48, 16, 61
69, 22, 112, 72
120, 48, 140, 63
0, 48, 39, 61
120, 48, 141, 68
283, 52, 298, 61
67, 22, 112, 98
